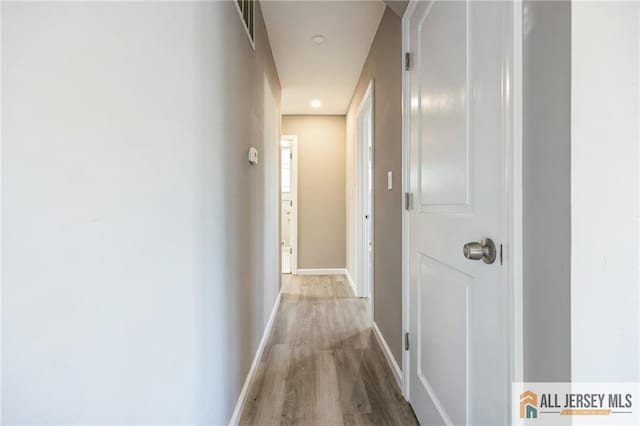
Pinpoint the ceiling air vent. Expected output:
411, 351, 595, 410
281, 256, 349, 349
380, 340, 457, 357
235, 0, 256, 49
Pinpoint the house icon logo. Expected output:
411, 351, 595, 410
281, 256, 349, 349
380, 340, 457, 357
520, 390, 538, 419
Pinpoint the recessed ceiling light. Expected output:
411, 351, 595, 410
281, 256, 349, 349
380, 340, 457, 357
311, 99, 322, 108
311, 34, 326, 45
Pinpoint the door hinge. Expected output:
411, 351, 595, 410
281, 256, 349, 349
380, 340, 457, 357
405, 52, 412, 71
290, 247, 293, 254
290, 200, 293, 207
405, 332, 410, 351
290, 152, 293, 160
404, 192, 414, 211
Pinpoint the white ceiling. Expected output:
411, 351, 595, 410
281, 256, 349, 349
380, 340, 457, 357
261, 1, 386, 115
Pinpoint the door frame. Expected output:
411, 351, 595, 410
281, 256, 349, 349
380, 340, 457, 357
400, 0, 524, 416
281, 135, 298, 275
356, 80, 374, 316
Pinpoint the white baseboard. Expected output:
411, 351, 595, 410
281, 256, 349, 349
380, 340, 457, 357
344, 269, 358, 297
372, 321, 403, 391
296, 268, 346, 275
228, 291, 282, 426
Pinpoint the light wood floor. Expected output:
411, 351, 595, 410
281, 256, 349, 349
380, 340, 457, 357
240, 274, 419, 425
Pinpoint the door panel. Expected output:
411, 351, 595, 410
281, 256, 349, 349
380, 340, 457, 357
419, 0, 469, 208
407, 1, 510, 424
418, 255, 470, 426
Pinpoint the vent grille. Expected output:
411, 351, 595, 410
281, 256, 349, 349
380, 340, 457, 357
235, 0, 256, 48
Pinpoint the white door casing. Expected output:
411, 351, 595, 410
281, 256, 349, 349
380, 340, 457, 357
403, 1, 517, 424
356, 81, 374, 309
280, 136, 298, 274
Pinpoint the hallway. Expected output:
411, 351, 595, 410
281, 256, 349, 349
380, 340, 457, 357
240, 275, 417, 425
2, 1, 639, 424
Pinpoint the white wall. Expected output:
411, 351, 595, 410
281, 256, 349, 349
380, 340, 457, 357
571, 1, 639, 382
1, 1, 281, 424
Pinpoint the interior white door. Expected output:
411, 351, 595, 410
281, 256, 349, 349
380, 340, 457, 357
366, 141, 373, 299
357, 86, 374, 300
280, 140, 296, 274
281, 197, 292, 274
406, 1, 510, 424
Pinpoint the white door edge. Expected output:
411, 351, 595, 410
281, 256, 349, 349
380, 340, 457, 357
508, 0, 525, 388
356, 80, 375, 320
401, 2, 413, 400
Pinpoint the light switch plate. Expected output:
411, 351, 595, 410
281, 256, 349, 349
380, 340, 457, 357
388, 171, 393, 190
248, 146, 259, 165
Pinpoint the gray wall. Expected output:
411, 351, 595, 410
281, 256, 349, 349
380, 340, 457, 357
522, 0, 572, 382
346, 8, 403, 366
2, 1, 281, 423
282, 115, 346, 269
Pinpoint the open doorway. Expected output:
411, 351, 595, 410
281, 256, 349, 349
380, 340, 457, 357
356, 81, 374, 314
280, 135, 298, 274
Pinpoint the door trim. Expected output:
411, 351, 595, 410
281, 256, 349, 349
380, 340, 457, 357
356, 80, 374, 319
281, 135, 298, 275
508, 0, 524, 388
401, 4, 410, 400
400, 0, 524, 415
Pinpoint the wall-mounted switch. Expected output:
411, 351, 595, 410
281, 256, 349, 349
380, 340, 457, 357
388, 171, 393, 190
248, 146, 259, 165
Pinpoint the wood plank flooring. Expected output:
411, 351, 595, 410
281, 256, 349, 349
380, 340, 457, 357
240, 274, 419, 426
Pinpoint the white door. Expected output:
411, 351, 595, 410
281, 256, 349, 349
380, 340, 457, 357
357, 82, 374, 301
281, 197, 292, 274
281, 137, 297, 274
405, 1, 511, 424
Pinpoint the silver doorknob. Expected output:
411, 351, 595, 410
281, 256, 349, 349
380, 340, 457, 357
463, 238, 496, 264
